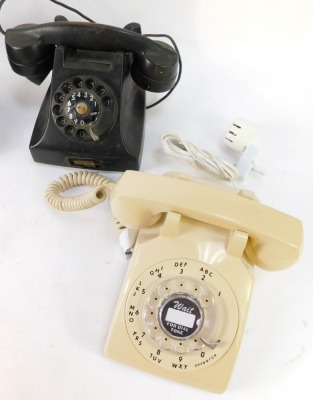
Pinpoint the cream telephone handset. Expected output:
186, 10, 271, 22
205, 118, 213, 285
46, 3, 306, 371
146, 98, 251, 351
45, 170, 303, 393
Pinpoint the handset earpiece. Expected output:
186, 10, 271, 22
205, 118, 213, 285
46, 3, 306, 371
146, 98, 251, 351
5, 24, 55, 84
5, 21, 179, 91
131, 40, 178, 92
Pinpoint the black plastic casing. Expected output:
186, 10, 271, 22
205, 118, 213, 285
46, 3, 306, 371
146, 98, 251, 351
30, 45, 146, 171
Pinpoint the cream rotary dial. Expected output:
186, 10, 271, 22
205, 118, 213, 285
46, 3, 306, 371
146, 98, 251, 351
125, 259, 239, 372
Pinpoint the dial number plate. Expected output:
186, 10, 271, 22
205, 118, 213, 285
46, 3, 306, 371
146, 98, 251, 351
51, 76, 116, 142
125, 259, 239, 372
66, 91, 100, 126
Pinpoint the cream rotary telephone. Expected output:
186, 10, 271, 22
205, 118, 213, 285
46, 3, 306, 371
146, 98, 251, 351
45, 170, 303, 393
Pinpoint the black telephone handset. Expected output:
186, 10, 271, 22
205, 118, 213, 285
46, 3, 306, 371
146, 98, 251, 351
5, 21, 178, 90
5, 20, 179, 171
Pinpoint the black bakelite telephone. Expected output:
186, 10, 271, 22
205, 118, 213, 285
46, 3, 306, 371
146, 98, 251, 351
2, 1, 180, 171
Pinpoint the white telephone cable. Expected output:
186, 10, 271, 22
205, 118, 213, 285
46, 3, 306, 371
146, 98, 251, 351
162, 131, 239, 182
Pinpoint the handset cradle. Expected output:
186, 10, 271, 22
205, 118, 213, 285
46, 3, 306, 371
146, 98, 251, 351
110, 171, 302, 270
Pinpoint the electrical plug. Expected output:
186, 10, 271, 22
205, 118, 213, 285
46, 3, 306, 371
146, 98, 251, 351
224, 118, 264, 179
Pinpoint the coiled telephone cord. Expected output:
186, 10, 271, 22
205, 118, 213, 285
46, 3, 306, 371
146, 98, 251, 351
45, 171, 116, 211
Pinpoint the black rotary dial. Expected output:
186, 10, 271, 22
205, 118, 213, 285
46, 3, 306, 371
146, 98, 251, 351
66, 90, 100, 127
52, 76, 116, 142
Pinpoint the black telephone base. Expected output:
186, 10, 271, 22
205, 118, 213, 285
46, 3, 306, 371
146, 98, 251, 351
29, 46, 146, 171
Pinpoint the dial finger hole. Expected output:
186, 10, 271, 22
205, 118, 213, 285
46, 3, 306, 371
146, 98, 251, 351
158, 336, 175, 351
65, 125, 75, 135
102, 96, 111, 107
148, 325, 162, 340
52, 105, 62, 115
143, 309, 158, 325
76, 129, 87, 140
73, 77, 83, 88
167, 279, 187, 293
85, 78, 95, 89
199, 295, 214, 308
188, 283, 203, 297
62, 82, 72, 93
190, 338, 204, 351
158, 284, 173, 297
56, 116, 66, 127
97, 86, 106, 96
175, 341, 190, 354
54, 92, 65, 103
147, 293, 163, 309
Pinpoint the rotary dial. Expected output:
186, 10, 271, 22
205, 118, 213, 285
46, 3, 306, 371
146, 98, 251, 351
51, 76, 116, 142
65, 90, 100, 126
125, 259, 239, 372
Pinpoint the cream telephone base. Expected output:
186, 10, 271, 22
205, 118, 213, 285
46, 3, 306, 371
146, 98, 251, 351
45, 170, 303, 393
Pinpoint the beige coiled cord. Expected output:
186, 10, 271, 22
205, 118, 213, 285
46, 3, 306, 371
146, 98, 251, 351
45, 171, 116, 211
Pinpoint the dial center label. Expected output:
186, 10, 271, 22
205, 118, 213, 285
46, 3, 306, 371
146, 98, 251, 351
159, 295, 203, 339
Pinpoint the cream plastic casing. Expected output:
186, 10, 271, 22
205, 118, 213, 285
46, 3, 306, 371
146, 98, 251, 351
104, 171, 303, 393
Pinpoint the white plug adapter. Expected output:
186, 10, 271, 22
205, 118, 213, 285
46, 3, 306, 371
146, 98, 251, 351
224, 118, 263, 179
224, 118, 258, 153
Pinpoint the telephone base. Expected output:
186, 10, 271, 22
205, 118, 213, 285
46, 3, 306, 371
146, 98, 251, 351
29, 46, 145, 172
105, 213, 254, 393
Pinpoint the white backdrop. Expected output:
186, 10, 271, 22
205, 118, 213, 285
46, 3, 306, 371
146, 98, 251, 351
0, 1, 312, 399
